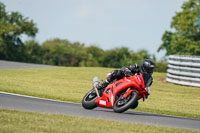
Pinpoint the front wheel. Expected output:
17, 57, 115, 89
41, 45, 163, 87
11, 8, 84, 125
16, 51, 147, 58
82, 89, 97, 109
113, 91, 138, 113
130, 100, 139, 109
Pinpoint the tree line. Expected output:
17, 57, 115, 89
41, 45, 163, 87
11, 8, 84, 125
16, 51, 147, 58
5, 0, 200, 72
158, 0, 200, 55
12, 38, 158, 68
0, 1, 167, 71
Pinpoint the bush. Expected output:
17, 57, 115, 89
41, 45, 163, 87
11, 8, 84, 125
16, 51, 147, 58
154, 61, 168, 72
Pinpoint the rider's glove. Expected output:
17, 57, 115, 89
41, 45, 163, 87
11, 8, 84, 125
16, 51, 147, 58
121, 67, 133, 77
124, 69, 133, 77
129, 64, 140, 74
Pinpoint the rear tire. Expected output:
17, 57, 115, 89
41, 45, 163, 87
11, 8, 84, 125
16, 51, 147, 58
82, 89, 97, 109
113, 91, 138, 113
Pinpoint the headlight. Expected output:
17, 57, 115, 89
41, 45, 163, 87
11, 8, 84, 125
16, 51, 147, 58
145, 87, 150, 95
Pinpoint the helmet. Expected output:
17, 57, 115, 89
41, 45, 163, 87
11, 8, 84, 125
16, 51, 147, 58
141, 59, 155, 74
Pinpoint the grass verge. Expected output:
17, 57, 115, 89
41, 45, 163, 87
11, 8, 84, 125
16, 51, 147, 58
0, 109, 199, 133
0, 67, 200, 119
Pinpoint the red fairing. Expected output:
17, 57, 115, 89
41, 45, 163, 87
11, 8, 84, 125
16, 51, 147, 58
95, 73, 148, 108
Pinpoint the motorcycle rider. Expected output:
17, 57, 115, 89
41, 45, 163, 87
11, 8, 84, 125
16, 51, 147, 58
96, 59, 155, 93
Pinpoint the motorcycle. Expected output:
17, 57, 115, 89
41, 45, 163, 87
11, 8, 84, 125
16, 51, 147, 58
82, 72, 151, 113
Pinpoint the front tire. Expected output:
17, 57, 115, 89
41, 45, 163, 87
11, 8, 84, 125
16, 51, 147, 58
82, 89, 97, 109
113, 91, 138, 113
130, 100, 139, 109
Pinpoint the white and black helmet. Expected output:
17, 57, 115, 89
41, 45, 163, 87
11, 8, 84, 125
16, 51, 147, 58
141, 59, 155, 74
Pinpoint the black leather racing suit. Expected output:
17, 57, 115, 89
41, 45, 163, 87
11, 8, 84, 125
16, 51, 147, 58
100, 64, 153, 90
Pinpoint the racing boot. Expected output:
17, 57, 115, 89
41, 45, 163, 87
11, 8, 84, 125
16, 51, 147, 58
96, 80, 109, 96
91, 80, 109, 96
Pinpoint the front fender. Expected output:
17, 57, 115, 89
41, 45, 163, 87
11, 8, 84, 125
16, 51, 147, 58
123, 89, 138, 99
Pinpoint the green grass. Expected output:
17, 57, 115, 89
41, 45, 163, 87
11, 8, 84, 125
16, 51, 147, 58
0, 67, 200, 119
0, 109, 199, 133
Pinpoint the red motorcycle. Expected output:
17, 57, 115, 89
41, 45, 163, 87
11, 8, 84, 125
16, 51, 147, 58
82, 72, 151, 113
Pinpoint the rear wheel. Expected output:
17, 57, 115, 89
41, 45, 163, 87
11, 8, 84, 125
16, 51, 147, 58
113, 91, 138, 113
82, 89, 97, 109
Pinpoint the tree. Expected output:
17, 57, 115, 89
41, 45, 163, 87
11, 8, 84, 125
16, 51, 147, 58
24, 40, 42, 63
102, 47, 151, 68
102, 47, 130, 68
0, 2, 38, 61
85, 45, 104, 66
158, 0, 200, 56
41, 38, 89, 66
42, 38, 72, 66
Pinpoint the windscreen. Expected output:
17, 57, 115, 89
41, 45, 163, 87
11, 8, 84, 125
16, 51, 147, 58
141, 72, 152, 87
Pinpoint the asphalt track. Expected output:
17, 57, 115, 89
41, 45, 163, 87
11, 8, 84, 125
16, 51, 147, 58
0, 60, 57, 69
0, 60, 200, 131
0, 92, 200, 131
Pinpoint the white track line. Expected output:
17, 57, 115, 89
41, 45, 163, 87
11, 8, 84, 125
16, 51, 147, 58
0, 91, 81, 105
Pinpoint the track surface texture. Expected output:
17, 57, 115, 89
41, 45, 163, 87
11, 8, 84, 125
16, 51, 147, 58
0, 60, 57, 69
0, 92, 200, 131
0, 60, 200, 130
